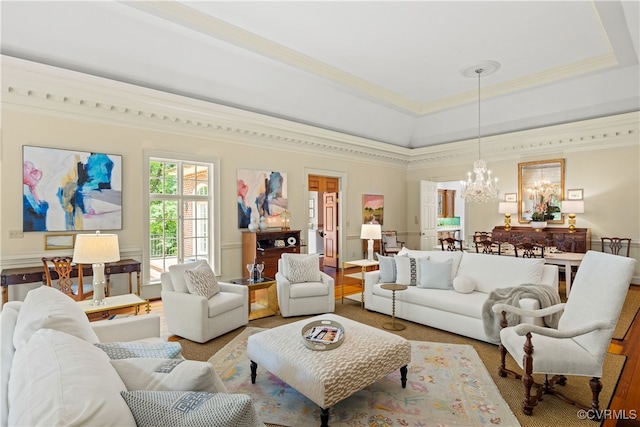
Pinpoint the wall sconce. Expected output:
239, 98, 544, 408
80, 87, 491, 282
498, 202, 518, 231
561, 201, 584, 233
360, 224, 382, 261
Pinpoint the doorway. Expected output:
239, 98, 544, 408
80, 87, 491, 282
308, 175, 340, 270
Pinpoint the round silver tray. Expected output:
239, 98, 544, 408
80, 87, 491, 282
301, 319, 345, 351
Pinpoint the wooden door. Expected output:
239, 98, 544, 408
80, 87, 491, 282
420, 180, 438, 250
323, 192, 339, 268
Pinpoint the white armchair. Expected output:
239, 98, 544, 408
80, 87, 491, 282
160, 260, 248, 343
492, 251, 637, 418
276, 254, 335, 317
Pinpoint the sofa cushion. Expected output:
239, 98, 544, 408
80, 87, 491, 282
453, 275, 476, 293
121, 391, 263, 427
417, 259, 452, 289
185, 262, 220, 298
111, 358, 227, 393
281, 253, 321, 283
395, 255, 427, 286
8, 328, 135, 427
13, 285, 99, 350
375, 253, 396, 283
95, 341, 182, 360
390, 286, 487, 319
169, 260, 208, 294
456, 252, 545, 294
397, 249, 463, 280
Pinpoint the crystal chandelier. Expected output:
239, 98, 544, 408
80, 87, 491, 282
460, 62, 500, 203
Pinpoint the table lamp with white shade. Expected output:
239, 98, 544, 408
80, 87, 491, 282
561, 201, 585, 233
498, 202, 518, 231
72, 231, 120, 305
360, 224, 382, 261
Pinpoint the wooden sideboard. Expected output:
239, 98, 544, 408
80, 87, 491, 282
242, 230, 301, 280
1, 259, 141, 305
491, 226, 591, 253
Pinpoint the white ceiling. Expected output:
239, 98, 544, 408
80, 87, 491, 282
1, 1, 639, 148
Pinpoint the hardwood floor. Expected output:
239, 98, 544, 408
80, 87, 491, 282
149, 267, 640, 424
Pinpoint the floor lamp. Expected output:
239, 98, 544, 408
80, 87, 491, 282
361, 224, 382, 261
72, 231, 120, 305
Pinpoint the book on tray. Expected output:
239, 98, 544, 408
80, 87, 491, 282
305, 326, 343, 344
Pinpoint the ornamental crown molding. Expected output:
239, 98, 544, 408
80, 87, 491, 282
2, 56, 638, 170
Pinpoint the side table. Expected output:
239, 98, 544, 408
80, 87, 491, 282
341, 259, 379, 307
380, 283, 407, 331
229, 277, 279, 320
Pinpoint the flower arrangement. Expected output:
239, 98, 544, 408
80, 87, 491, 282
528, 182, 560, 221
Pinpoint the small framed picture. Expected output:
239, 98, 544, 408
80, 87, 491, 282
567, 189, 583, 200
44, 234, 75, 250
504, 193, 517, 202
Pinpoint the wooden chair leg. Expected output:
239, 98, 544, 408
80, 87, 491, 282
522, 332, 537, 415
590, 377, 602, 417
498, 310, 508, 377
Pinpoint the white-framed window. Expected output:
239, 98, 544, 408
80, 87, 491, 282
144, 151, 219, 283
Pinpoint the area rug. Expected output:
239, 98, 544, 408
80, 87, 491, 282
209, 327, 520, 427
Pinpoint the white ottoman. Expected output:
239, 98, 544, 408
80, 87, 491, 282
247, 314, 411, 426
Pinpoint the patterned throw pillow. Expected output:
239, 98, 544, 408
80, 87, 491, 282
121, 391, 263, 427
284, 254, 322, 283
94, 341, 182, 360
184, 263, 220, 298
395, 255, 427, 286
111, 358, 227, 393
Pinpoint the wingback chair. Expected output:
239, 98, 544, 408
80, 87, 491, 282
276, 253, 335, 317
160, 260, 248, 343
492, 251, 636, 418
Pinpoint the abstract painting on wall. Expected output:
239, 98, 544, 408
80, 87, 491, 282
23, 146, 122, 231
237, 169, 287, 229
362, 194, 384, 225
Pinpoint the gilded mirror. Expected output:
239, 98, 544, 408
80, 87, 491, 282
518, 159, 564, 223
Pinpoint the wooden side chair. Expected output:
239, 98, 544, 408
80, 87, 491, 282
381, 231, 405, 256
42, 257, 92, 301
514, 242, 545, 258
475, 238, 501, 255
439, 237, 464, 252
601, 237, 631, 257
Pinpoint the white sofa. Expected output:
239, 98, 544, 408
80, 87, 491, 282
1, 286, 263, 427
363, 249, 559, 343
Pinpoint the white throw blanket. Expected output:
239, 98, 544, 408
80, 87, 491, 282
482, 284, 562, 343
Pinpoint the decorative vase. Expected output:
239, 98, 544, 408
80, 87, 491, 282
248, 218, 259, 232
259, 216, 268, 231
529, 221, 547, 231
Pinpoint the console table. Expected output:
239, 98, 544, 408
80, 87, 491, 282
1, 259, 141, 305
491, 226, 591, 253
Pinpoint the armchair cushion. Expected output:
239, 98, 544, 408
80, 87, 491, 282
281, 253, 322, 283
383, 234, 398, 248
13, 285, 99, 350
184, 263, 220, 298
417, 258, 453, 289
168, 260, 208, 293
111, 358, 227, 393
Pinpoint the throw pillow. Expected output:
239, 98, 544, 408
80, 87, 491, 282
282, 253, 321, 283
453, 276, 476, 294
184, 263, 220, 298
94, 341, 182, 360
168, 260, 208, 293
8, 328, 135, 427
375, 253, 396, 283
13, 285, 99, 350
121, 391, 263, 427
417, 258, 453, 289
111, 358, 227, 393
395, 255, 427, 286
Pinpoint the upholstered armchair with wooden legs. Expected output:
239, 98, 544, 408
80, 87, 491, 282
491, 251, 636, 419
381, 231, 405, 256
